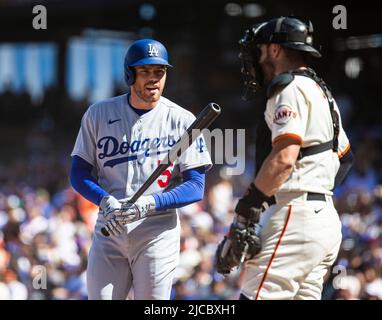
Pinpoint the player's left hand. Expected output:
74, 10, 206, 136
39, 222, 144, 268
215, 215, 262, 275
114, 195, 156, 225
102, 216, 125, 237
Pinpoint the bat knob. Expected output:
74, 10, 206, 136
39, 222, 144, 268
101, 227, 110, 237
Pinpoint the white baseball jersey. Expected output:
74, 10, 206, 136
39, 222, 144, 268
71, 94, 212, 201
71, 94, 212, 300
264, 75, 350, 196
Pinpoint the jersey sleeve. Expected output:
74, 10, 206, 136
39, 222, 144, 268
178, 114, 213, 172
71, 108, 97, 166
266, 82, 308, 145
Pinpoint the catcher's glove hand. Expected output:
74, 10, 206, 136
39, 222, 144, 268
215, 216, 261, 275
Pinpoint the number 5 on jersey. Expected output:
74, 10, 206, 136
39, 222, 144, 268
157, 160, 174, 188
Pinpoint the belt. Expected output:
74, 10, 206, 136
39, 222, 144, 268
267, 192, 327, 206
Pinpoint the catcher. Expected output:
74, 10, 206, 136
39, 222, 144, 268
215, 16, 354, 300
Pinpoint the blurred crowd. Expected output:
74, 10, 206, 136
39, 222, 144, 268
1, 86, 382, 300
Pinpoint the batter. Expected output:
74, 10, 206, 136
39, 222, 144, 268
70, 39, 212, 299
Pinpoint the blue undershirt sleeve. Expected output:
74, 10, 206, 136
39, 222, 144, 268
153, 166, 206, 210
70, 156, 205, 209
70, 155, 109, 206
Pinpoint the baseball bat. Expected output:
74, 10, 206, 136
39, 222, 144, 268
101, 102, 221, 236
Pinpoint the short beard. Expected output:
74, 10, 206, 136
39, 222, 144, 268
261, 63, 275, 85
133, 87, 159, 104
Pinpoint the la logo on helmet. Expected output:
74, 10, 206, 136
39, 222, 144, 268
147, 44, 159, 57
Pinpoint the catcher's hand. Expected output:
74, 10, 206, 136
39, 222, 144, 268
215, 217, 261, 275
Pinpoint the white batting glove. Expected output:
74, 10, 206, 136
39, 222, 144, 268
114, 195, 156, 225
103, 216, 125, 237
99, 195, 122, 220
100, 195, 125, 237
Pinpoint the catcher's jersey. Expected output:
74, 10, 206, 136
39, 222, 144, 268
264, 75, 350, 196
71, 94, 212, 200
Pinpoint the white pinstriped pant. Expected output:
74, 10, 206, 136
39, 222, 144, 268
241, 192, 342, 300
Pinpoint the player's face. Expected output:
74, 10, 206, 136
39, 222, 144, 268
258, 44, 276, 83
131, 65, 167, 107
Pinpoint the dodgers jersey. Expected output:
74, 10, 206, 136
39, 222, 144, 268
71, 94, 212, 202
264, 75, 350, 196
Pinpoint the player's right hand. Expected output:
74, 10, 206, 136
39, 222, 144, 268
100, 195, 126, 236
99, 195, 122, 219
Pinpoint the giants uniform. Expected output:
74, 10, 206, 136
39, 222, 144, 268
71, 94, 212, 299
241, 74, 350, 300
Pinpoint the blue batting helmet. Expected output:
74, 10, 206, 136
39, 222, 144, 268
124, 39, 172, 85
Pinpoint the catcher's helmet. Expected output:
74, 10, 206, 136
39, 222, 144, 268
239, 16, 321, 100
124, 39, 172, 85
251, 16, 321, 57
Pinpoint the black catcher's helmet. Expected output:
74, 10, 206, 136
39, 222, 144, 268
253, 16, 321, 58
239, 16, 321, 100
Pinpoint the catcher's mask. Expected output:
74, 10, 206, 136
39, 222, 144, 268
239, 16, 321, 100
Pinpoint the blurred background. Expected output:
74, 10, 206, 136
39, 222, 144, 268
0, 0, 381, 300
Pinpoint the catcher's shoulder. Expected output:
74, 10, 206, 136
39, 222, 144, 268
267, 73, 295, 98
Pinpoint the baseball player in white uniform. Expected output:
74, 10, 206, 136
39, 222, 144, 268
215, 17, 353, 300
70, 39, 211, 299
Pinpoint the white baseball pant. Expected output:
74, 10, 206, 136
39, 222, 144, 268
240, 192, 342, 300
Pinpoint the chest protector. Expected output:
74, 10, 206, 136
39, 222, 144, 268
255, 68, 340, 175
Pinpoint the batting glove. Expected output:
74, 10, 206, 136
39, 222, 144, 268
103, 216, 125, 237
114, 195, 156, 225
99, 195, 122, 220
100, 195, 125, 237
